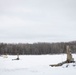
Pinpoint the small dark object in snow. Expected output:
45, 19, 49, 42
12, 57, 20, 60
12, 54, 20, 60
73, 65, 76, 67
66, 65, 69, 67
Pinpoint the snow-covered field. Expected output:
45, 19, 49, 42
0, 54, 76, 75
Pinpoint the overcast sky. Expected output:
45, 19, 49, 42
0, 0, 76, 43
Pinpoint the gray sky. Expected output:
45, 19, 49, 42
0, 0, 76, 43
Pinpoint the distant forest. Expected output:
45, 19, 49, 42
0, 41, 76, 55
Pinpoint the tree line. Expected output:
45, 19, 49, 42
0, 41, 76, 55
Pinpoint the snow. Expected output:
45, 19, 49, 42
0, 54, 76, 75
